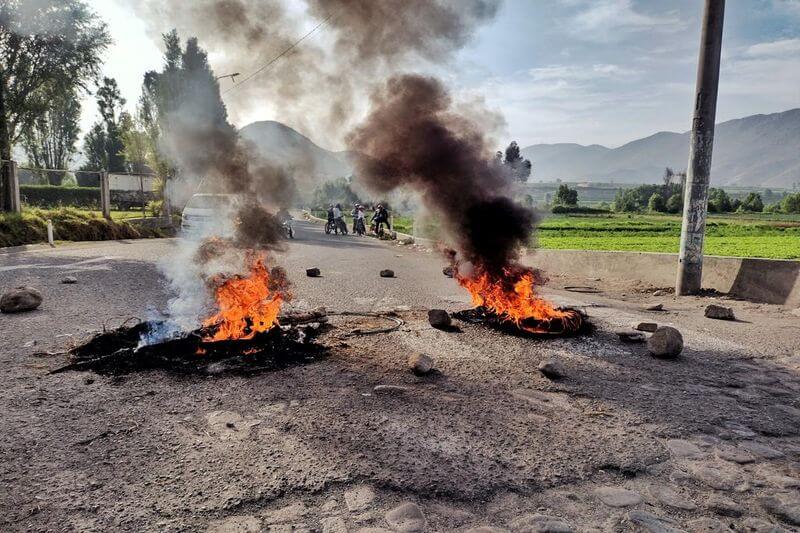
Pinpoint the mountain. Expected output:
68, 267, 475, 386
239, 120, 352, 190
522, 108, 800, 187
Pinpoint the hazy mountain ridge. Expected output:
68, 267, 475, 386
522, 108, 800, 187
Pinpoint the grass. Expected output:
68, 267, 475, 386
0, 207, 166, 248
537, 213, 800, 259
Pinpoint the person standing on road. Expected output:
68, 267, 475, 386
333, 203, 346, 235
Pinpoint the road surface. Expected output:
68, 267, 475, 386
1, 220, 799, 532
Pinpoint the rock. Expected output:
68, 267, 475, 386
373, 385, 408, 395
306, 268, 321, 277
768, 475, 800, 489
760, 496, 800, 526
408, 353, 434, 375
684, 518, 733, 532
739, 517, 788, 532
385, 502, 426, 532
207, 515, 262, 533
653, 290, 666, 297
665, 439, 704, 459
594, 487, 642, 507
647, 326, 683, 358
635, 322, 659, 332
617, 331, 646, 343
401, 237, 414, 245
646, 303, 664, 311
509, 513, 574, 532
714, 446, 755, 464
538, 359, 566, 380
0, 286, 43, 313
427, 309, 451, 329
687, 464, 738, 491
61, 276, 78, 284
379, 269, 395, 278
321, 516, 348, 533
705, 304, 735, 320
626, 510, 683, 532
442, 266, 455, 278
740, 441, 784, 459
707, 495, 744, 517
648, 485, 696, 511
344, 485, 375, 512
791, 308, 800, 317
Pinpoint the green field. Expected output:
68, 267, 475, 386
538, 213, 800, 259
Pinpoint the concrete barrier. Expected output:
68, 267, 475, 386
525, 249, 800, 307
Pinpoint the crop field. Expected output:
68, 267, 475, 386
537, 213, 800, 259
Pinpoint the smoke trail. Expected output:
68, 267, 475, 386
347, 74, 534, 275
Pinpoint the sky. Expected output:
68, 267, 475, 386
83, 0, 800, 149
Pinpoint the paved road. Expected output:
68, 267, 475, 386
2, 220, 800, 532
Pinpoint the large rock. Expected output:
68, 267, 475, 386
0, 286, 43, 313
705, 304, 735, 320
594, 487, 642, 507
427, 309, 451, 329
408, 353, 434, 375
379, 269, 395, 278
647, 326, 683, 358
385, 502, 426, 532
538, 359, 566, 380
635, 322, 659, 332
760, 496, 800, 526
306, 267, 321, 277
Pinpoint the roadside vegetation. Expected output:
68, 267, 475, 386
0, 208, 166, 248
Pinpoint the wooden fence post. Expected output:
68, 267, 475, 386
1, 160, 21, 213
100, 170, 111, 219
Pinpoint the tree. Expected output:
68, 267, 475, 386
708, 188, 732, 213
502, 141, 532, 183
0, 0, 110, 164
781, 192, 800, 214
613, 189, 640, 212
88, 76, 127, 172
666, 193, 683, 214
554, 184, 578, 206
21, 83, 81, 184
739, 192, 763, 212
648, 192, 666, 212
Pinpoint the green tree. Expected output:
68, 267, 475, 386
312, 177, 362, 208
554, 184, 578, 206
613, 189, 640, 212
666, 193, 683, 214
21, 83, 81, 184
647, 192, 666, 212
0, 0, 110, 167
739, 192, 763, 212
502, 141, 532, 183
781, 192, 800, 214
78, 123, 105, 186
708, 188, 732, 213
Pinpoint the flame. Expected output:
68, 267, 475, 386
455, 265, 580, 334
202, 253, 288, 342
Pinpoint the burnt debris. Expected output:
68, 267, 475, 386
453, 306, 590, 338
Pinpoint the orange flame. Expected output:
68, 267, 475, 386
455, 265, 579, 333
202, 254, 288, 342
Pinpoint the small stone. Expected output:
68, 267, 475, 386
509, 513, 574, 532
665, 439, 704, 459
646, 303, 664, 311
373, 385, 408, 395
707, 495, 744, 517
594, 487, 642, 507
617, 331, 646, 343
626, 510, 682, 532
647, 326, 683, 358
740, 441, 784, 459
538, 359, 566, 380
0, 286, 43, 313
84, 377, 95, 385
427, 309, 451, 329
649, 485, 696, 511
344, 485, 375, 512
760, 496, 800, 526
385, 502, 426, 532
379, 269, 395, 278
635, 322, 659, 332
442, 266, 455, 278
306, 268, 321, 277
61, 276, 78, 284
705, 304, 735, 320
408, 353, 434, 375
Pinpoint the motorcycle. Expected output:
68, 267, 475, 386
354, 217, 366, 236
335, 217, 348, 235
282, 220, 294, 239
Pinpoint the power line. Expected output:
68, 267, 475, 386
222, 13, 336, 96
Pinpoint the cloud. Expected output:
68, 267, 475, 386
744, 38, 800, 58
528, 63, 640, 81
565, 0, 685, 42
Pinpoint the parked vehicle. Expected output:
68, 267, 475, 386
180, 193, 241, 236
282, 220, 295, 239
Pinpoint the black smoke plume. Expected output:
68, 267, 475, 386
347, 75, 535, 275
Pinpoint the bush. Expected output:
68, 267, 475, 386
648, 193, 666, 212
551, 205, 611, 215
554, 184, 578, 206
666, 193, 683, 214
740, 192, 764, 212
0, 207, 162, 247
781, 192, 800, 214
763, 203, 782, 214
20, 185, 101, 208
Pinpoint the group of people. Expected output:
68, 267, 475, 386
326, 203, 391, 237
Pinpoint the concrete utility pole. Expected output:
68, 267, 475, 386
676, 0, 725, 295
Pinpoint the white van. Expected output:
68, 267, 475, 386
180, 193, 241, 237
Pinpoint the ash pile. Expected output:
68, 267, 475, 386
55, 309, 329, 376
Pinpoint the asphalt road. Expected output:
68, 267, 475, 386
2, 220, 800, 532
